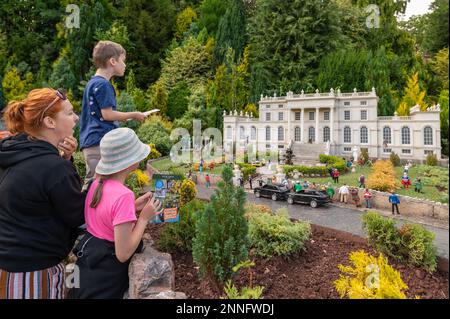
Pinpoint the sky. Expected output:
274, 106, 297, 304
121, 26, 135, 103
397, 0, 433, 21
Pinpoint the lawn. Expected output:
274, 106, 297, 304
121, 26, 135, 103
149, 156, 227, 176
305, 164, 448, 203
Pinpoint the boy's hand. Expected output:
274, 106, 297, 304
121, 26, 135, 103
140, 197, 162, 222
59, 136, 78, 160
132, 112, 147, 122
135, 191, 153, 212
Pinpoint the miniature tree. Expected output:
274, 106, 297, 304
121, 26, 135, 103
192, 165, 249, 289
283, 146, 295, 165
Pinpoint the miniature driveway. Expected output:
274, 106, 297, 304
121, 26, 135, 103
196, 185, 449, 260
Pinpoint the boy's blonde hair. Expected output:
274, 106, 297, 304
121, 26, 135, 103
92, 40, 126, 69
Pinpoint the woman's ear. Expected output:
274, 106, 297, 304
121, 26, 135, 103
42, 116, 56, 129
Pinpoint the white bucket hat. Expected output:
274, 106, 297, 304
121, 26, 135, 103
95, 127, 150, 175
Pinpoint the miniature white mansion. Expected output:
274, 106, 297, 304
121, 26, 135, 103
223, 88, 441, 163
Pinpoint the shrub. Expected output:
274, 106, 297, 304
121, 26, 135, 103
390, 152, 401, 167
362, 212, 437, 273
192, 166, 249, 288
223, 281, 264, 299
425, 153, 438, 166
283, 165, 328, 177
398, 224, 437, 273
125, 171, 141, 197
158, 199, 205, 252
238, 163, 257, 180
177, 178, 197, 206
73, 151, 86, 180
137, 120, 173, 155
359, 148, 369, 165
366, 160, 399, 192
244, 203, 272, 219
222, 260, 264, 299
139, 143, 162, 171
362, 212, 402, 259
319, 154, 346, 172
248, 208, 311, 259
334, 250, 408, 299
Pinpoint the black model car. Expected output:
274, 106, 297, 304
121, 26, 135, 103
287, 189, 330, 208
254, 184, 290, 201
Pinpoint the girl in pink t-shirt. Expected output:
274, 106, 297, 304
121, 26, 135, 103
70, 128, 161, 299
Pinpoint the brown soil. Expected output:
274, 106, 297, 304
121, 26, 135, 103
146, 223, 449, 299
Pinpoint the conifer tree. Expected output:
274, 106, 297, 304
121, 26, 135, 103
213, 0, 247, 66
192, 165, 249, 288
396, 73, 428, 115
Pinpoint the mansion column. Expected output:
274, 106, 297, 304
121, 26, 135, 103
287, 108, 291, 143
315, 107, 319, 144
300, 108, 305, 143
330, 106, 334, 143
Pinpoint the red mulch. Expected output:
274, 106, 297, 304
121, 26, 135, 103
146, 223, 449, 299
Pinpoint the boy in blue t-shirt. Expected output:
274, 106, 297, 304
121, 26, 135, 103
80, 41, 147, 187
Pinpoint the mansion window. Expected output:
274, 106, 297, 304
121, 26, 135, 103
343, 126, 351, 143
344, 110, 351, 120
401, 127, 411, 145
360, 101, 367, 106
278, 126, 284, 141
226, 126, 232, 139
383, 126, 391, 144
278, 104, 283, 108
360, 126, 368, 144
309, 112, 315, 121
295, 112, 301, 121
324, 111, 330, 121
424, 150, 434, 155
344, 102, 350, 106
343, 147, 352, 152
308, 127, 315, 142
265, 126, 271, 141
323, 126, 330, 142
251, 126, 256, 140
402, 149, 411, 154
423, 126, 433, 145
278, 112, 284, 121
265, 105, 270, 108
360, 110, 367, 120
266, 112, 271, 121
239, 126, 245, 139
294, 127, 301, 141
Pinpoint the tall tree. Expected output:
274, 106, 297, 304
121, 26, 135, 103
119, 0, 176, 88
197, 0, 228, 37
213, 0, 247, 66
422, 0, 449, 55
438, 89, 449, 155
0, 0, 62, 74
49, 55, 77, 92
175, 6, 198, 40
248, 0, 344, 100
396, 72, 428, 115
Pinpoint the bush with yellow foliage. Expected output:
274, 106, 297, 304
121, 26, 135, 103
366, 160, 400, 192
334, 250, 408, 299
173, 178, 197, 206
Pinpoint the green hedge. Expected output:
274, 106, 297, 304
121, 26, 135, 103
249, 208, 311, 258
362, 211, 437, 273
319, 154, 346, 172
283, 165, 328, 176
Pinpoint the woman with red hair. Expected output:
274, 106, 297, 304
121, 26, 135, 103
0, 88, 85, 299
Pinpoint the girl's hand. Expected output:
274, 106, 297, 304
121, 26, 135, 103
59, 136, 78, 160
135, 191, 153, 212
140, 197, 162, 221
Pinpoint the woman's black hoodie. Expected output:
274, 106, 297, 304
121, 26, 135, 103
0, 134, 85, 272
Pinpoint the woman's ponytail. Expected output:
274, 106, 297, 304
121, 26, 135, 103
3, 101, 25, 134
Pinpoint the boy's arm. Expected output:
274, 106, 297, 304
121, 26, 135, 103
101, 107, 146, 122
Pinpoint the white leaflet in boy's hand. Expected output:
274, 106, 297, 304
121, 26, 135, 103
143, 109, 160, 117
